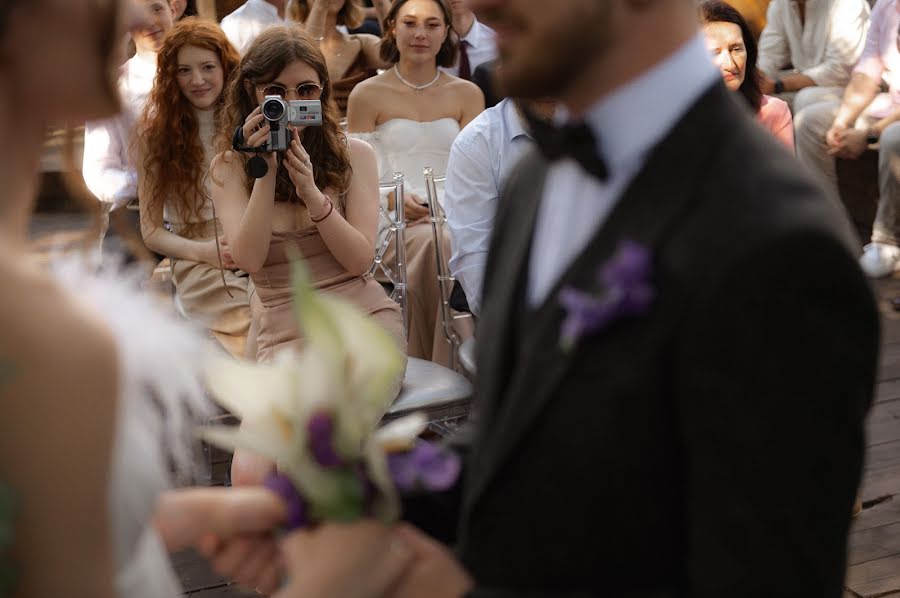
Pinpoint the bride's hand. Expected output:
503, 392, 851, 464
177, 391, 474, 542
241, 106, 277, 170
404, 193, 430, 223
153, 487, 287, 593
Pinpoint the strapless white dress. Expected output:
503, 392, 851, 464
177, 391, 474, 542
350, 118, 461, 209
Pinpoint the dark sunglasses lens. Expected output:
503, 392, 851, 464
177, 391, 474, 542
264, 85, 287, 98
298, 84, 320, 98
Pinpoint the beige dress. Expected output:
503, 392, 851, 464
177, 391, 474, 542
167, 109, 252, 358
249, 211, 407, 386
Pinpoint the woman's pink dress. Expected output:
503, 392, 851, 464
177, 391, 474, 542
757, 94, 794, 151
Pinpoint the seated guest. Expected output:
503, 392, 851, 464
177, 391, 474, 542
83, 0, 175, 211
757, 0, 869, 110
439, 0, 497, 81
444, 97, 553, 317
220, 0, 287, 55
136, 19, 252, 359
795, 0, 900, 278
347, 0, 483, 365
211, 25, 406, 366
212, 25, 407, 487
700, 0, 794, 150
290, 0, 388, 115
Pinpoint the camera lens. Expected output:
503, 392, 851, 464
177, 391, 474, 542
263, 97, 285, 121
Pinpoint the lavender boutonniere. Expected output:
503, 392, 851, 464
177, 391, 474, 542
558, 240, 655, 351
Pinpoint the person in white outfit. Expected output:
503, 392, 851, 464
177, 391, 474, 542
443, 98, 554, 316
438, 0, 497, 80
756, 0, 870, 111
82, 0, 175, 212
794, 0, 900, 278
220, 0, 288, 55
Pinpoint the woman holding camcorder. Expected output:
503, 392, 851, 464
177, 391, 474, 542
211, 25, 406, 366
212, 25, 407, 488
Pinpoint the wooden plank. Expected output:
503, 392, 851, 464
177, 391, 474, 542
171, 549, 227, 593
852, 497, 900, 533
863, 439, 900, 474
847, 521, 900, 566
867, 399, 900, 447
875, 378, 900, 404
187, 584, 259, 597
845, 553, 900, 597
877, 342, 900, 383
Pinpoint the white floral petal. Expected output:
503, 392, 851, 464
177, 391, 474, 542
197, 425, 292, 465
373, 413, 428, 452
203, 354, 295, 419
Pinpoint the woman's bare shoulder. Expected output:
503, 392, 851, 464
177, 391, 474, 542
352, 69, 395, 96
210, 150, 247, 185
346, 135, 377, 159
444, 76, 483, 99
352, 32, 382, 48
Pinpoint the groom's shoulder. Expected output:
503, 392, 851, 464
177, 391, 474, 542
694, 116, 858, 255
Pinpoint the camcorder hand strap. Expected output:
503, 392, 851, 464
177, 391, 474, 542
231, 125, 271, 179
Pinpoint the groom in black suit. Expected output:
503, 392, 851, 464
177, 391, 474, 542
278, 0, 880, 595
388, 0, 881, 594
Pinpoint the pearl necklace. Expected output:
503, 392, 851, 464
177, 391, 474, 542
394, 66, 441, 91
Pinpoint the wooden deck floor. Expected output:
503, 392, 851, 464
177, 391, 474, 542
26, 212, 900, 596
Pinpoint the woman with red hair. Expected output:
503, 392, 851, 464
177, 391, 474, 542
136, 18, 252, 358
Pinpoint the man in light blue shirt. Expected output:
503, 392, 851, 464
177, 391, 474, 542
444, 98, 551, 316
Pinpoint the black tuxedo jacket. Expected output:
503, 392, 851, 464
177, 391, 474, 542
406, 82, 879, 597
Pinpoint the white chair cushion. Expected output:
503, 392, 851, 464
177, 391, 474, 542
385, 357, 472, 418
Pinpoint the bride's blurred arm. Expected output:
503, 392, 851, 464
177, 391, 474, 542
0, 292, 119, 598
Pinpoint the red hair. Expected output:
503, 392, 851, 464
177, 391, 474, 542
138, 18, 240, 233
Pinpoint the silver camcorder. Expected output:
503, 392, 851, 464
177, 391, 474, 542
262, 96, 323, 152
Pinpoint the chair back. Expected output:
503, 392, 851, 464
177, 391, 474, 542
371, 172, 409, 335
423, 167, 472, 370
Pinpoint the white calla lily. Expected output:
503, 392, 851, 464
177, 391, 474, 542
199, 256, 410, 520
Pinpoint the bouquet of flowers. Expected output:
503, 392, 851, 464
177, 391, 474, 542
199, 258, 460, 529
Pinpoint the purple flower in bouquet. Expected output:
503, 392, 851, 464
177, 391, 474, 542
559, 240, 655, 350
387, 440, 462, 493
264, 472, 309, 530
308, 411, 344, 468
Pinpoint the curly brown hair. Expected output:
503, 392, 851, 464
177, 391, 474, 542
137, 18, 240, 232
215, 25, 352, 203
379, 0, 458, 68
289, 0, 366, 30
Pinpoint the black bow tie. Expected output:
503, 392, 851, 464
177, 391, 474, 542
524, 109, 609, 181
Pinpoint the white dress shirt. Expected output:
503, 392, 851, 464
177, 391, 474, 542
220, 0, 286, 55
83, 51, 157, 209
527, 34, 720, 307
439, 17, 498, 78
444, 98, 533, 316
757, 0, 870, 87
